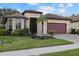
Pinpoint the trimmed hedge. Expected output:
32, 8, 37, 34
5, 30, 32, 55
77, 29, 79, 35
11, 28, 29, 36
0, 29, 6, 35
0, 29, 11, 35
0, 25, 5, 29
70, 29, 77, 34
5, 29, 12, 35
11, 29, 20, 36
19, 28, 29, 36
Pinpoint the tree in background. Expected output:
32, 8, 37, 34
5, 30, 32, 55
0, 8, 20, 25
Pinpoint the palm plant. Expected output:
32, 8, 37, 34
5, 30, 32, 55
37, 15, 47, 35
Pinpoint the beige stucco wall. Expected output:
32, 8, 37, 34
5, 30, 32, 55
48, 19, 70, 33
6, 18, 16, 31
5, 18, 13, 30
12, 18, 16, 31
24, 13, 42, 34
24, 13, 41, 18
21, 19, 24, 29
37, 22, 42, 34
70, 22, 79, 30
43, 21, 47, 34
26, 18, 30, 29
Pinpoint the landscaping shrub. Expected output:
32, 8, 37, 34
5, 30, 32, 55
11, 28, 29, 36
5, 29, 12, 35
19, 28, 29, 36
0, 29, 7, 35
77, 29, 79, 34
48, 30, 55, 35
70, 29, 77, 34
0, 25, 11, 35
11, 29, 20, 36
0, 29, 12, 35
0, 25, 5, 29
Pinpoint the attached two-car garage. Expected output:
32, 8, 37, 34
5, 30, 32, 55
47, 23, 66, 34
44, 14, 71, 34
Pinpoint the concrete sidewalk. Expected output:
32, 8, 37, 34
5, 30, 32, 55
0, 44, 79, 56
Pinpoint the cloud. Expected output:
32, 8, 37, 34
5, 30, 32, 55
59, 3, 74, 8
28, 3, 39, 5
17, 8, 22, 12
59, 4, 64, 8
67, 3, 73, 7
58, 8, 66, 15
38, 6, 55, 14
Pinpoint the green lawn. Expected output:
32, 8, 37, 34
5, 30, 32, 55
0, 36, 73, 52
40, 48, 79, 56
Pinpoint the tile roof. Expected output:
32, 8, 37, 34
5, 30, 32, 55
69, 15, 79, 22
4, 13, 27, 19
44, 13, 71, 20
22, 10, 43, 15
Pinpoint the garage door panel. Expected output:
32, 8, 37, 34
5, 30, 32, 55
47, 23, 66, 33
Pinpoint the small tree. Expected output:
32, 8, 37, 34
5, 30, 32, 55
0, 10, 5, 27
37, 15, 47, 35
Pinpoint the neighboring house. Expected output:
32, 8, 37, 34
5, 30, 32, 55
69, 15, 79, 30
3, 10, 71, 34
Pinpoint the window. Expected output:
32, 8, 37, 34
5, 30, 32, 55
9, 19, 12, 30
16, 18, 21, 29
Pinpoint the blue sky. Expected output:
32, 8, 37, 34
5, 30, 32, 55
0, 3, 79, 16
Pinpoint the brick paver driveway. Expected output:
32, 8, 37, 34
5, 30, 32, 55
54, 34, 79, 44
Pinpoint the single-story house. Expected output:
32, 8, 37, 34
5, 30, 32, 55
3, 10, 71, 34
69, 15, 79, 30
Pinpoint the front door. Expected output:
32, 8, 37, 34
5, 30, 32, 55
30, 18, 37, 35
